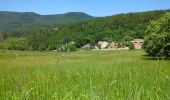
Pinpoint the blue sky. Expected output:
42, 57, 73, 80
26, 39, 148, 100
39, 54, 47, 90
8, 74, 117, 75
0, 0, 170, 16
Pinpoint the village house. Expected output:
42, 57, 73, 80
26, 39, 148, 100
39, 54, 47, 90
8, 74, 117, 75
131, 39, 144, 49
98, 41, 109, 49
84, 39, 144, 51
109, 42, 118, 49
97, 41, 118, 50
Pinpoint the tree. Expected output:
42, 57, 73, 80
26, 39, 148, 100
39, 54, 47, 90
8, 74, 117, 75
143, 12, 170, 59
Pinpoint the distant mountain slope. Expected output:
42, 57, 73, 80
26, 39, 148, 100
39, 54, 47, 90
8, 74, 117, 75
0, 11, 95, 30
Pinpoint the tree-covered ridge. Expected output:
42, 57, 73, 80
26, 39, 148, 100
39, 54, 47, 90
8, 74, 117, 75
66, 10, 169, 38
29, 10, 170, 51
0, 11, 95, 30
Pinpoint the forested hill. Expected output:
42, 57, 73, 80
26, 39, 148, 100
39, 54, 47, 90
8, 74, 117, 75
48, 10, 170, 41
66, 10, 170, 39
0, 11, 95, 30
1, 10, 169, 37
29, 10, 170, 50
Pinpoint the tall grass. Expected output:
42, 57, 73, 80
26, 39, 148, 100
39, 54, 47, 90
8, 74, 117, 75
0, 50, 169, 99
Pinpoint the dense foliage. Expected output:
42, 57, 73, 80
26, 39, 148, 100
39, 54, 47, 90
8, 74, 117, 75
144, 12, 170, 58
0, 38, 31, 51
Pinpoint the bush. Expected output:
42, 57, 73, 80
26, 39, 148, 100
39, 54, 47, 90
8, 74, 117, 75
57, 43, 76, 52
68, 44, 77, 51
8, 38, 30, 51
129, 42, 135, 50
144, 12, 170, 58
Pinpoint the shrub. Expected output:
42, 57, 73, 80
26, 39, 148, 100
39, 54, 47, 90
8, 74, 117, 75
8, 38, 30, 51
144, 12, 170, 58
129, 42, 135, 50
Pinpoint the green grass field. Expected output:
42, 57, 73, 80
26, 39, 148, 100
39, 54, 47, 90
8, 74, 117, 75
0, 50, 169, 100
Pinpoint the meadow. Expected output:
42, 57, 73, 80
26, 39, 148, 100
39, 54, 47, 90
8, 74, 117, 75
0, 50, 169, 100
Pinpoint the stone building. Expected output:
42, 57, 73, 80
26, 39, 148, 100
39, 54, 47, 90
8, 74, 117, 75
109, 42, 118, 49
98, 41, 109, 49
131, 39, 144, 49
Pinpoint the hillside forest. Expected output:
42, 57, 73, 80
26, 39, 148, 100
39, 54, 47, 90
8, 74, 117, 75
0, 10, 169, 52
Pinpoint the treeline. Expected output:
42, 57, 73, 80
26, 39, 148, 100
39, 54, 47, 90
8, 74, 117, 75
1, 10, 170, 51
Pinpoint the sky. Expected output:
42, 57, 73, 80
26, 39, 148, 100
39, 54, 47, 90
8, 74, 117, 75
0, 0, 170, 17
